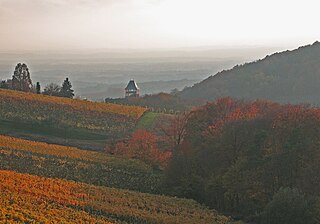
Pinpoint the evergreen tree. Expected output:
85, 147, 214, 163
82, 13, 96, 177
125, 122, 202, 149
36, 82, 41, 94
60, 77, 74, 98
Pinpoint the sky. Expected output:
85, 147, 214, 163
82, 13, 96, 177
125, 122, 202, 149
0, 0, 319, 51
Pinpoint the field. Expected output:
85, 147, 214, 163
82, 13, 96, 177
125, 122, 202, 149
0, 89, 147, 149
136, 112, 160, 129
0, 170, 230, 224
0, 135, 162, 193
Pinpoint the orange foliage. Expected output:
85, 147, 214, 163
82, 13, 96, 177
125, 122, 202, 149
112, 129, 172, 167
193, 98, 320, 140
0, 170, 228, 224
272, 105, 320, 129
0, 135, 154, 175
205, 98, 279, 136
0, 135, 126, 165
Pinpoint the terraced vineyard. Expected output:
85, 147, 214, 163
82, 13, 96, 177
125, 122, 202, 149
0, 135, 161, 193
0, 170, 230, 224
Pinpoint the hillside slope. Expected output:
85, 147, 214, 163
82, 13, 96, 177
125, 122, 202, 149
0, 89, 147, 149
0, 170, 230, 224
0, 135, 161, 193
180, 41, 320, 104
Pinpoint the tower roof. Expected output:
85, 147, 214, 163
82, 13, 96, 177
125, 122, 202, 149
125, 80, 139, 90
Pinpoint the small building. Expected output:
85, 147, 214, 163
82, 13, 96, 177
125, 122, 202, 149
125, 79, 140, 98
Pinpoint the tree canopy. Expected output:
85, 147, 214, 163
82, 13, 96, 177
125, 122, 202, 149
164, 98, 320, 222
43, 83, 61, 96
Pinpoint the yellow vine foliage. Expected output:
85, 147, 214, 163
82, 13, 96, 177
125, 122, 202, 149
0, 194, 113, 224
0, 170, 230, 224
0, 135, 111, 163
0, 88, 147, 119
0, 135, 150, 171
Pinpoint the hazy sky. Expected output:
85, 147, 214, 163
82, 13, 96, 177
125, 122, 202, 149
0, 0, 319, 51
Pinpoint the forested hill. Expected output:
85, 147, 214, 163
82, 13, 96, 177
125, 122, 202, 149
180, 41, 320, 104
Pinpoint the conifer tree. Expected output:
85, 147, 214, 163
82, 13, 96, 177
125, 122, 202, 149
60, 77, 74, 98
36, 82, 41, 94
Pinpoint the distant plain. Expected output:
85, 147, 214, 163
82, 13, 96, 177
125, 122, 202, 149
0, 47, 283, 100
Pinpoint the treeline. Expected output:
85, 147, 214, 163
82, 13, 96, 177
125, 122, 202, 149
106, 92, 201, 113
41, 77, 74, 98
164, 98, 320, 223
0, 63, 75, 98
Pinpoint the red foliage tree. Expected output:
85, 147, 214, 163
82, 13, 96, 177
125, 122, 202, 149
160, 113, 190, 151
113, 129, 172, 167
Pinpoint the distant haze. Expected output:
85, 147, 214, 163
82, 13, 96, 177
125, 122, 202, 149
0, 46, 282, 100
0, 0, 319, 51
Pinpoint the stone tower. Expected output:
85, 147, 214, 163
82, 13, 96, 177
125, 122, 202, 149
125, 79, 140, 98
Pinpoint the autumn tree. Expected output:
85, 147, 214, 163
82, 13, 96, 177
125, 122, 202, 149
160, 112, 190, 151
112, 129, 171, 167
164, 98, 320, 222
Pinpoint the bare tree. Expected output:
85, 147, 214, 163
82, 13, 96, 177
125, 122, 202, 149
43, 83, 61, 96
160, 112, 191, 151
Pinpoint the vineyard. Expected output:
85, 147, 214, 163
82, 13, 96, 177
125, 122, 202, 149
0, 135, 162, 193
0, 89, 233, 223
0, 170, 230, 224
0, 89, 147, 142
